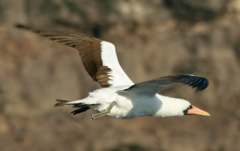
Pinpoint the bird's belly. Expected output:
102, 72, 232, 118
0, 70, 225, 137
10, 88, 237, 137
109, 95, 161, 119
107, 96, 133, 118
124, 96, 161, 118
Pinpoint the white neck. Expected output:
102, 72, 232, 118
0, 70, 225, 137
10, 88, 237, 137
154, 94, 190, 117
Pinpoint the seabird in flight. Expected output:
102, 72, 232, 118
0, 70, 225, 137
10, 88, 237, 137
16, 25, 210, 120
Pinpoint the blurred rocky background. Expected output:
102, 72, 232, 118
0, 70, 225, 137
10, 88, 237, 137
0, 0, 240, 151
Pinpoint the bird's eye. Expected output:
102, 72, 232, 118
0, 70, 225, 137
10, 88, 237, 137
183, 105, 193, 115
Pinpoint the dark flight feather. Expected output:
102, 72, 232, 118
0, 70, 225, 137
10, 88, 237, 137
122, 74, 208, 95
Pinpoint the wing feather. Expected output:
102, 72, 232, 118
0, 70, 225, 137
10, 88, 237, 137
121, 74, 208, 95
16, 25, 133, 87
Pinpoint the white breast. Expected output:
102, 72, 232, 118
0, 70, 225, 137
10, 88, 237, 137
107, 94, 134, 118
108, 93, 161, 118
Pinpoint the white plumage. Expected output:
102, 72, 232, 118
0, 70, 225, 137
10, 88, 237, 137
60, 41, 209, 119
65, 86, 191, 118
16, 25, 210, 119
100, 41, 134, 87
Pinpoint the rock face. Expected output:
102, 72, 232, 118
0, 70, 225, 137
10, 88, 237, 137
0, 1, 240, 151
164, 0, 228, 21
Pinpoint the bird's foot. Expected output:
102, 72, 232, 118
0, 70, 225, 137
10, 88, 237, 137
91, 111, 108, 120
90, 101, 117, 120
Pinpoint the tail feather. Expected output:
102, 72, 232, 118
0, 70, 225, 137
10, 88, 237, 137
15, 24, 30, 30
71, 104, 99, 115
15, 24, 42, 34
71, 105, 90, 115
55, 99, 72, 107
55, 98, 100, 116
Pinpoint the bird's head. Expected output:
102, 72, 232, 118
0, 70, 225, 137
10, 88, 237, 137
182, 104, 210, 117
158, 97, 210, 117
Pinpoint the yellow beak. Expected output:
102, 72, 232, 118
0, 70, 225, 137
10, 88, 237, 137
187, 105, 210, 116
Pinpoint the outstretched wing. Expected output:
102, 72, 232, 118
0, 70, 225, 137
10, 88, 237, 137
121, 74, 208, 95
16, 25, 134, 87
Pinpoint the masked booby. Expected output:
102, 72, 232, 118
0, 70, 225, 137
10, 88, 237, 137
16, 25, 210, 120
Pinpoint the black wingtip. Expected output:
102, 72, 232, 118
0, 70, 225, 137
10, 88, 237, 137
196, 77, 209, 91
177, 74, 209, 91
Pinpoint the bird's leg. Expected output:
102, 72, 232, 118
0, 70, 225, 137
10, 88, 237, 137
91, 101, 117, 120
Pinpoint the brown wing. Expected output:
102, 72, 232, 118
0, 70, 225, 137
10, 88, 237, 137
16, 25, 111, 87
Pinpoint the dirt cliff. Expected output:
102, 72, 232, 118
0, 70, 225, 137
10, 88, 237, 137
0, 0, 240, 151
